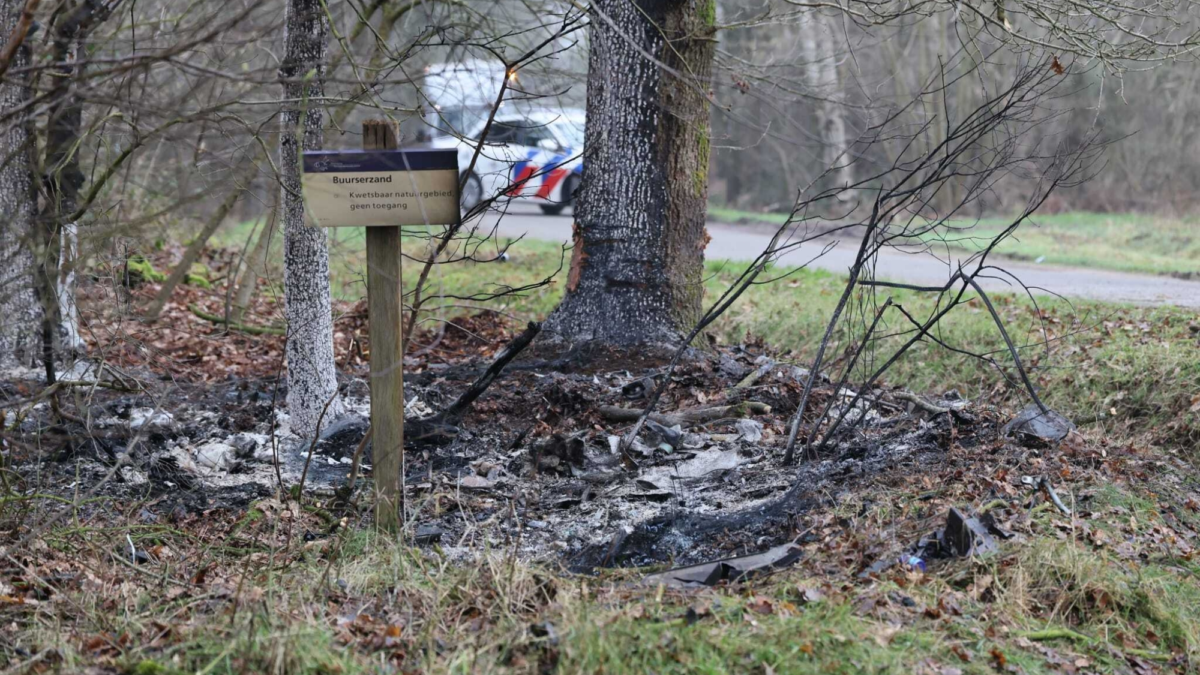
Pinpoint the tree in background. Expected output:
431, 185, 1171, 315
710, 0, 1200, 215
280, 0, 343, 435
543, 0, 717, 346
0, 0, 39, 370
798, 9, 854, 199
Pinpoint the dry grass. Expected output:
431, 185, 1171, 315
3, 459, 1198, 674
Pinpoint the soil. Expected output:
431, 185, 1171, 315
6, 260, 1200, 674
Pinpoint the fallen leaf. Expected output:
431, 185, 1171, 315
950, 644, 973, 662
798, 586, 825, 604
747, 596, 774, 615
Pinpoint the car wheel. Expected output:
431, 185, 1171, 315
539, 174, 579, 216
460, 171, 483, 214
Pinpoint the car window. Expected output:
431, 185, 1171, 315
481, 121, 521, 144
518, 125, 555, 148
550, 121, 584, 150
474, 118, 562, 149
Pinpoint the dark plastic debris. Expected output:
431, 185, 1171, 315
414, 524, 444, 545
1003, 403, 1075, 445
641, 543, 804, 588
944, 507, 998, 556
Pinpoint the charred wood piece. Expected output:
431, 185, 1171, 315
598, 401, 770, 428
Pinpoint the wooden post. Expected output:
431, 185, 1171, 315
363, 119, 404, 534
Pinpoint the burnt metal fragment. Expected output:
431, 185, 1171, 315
414, 524, 444, 545
944, 507, 998, 557
641, 543, 804, 588
1003, 403, 1075, 446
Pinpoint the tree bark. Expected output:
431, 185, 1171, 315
38, 0, 108, 368
280, 0, 343, 436
798, 10, 854, 197
543, 0, 717, 346
0, 0, 39, 369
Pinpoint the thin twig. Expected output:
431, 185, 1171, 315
296, 391, 342, 498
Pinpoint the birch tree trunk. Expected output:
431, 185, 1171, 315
38, 0, 110, 371
799, 10, 854, 197
543, 0, 717, 346
0, 0, 39, 369
280, 0, 343, 436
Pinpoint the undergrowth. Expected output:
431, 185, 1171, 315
8, 473, 1199, 674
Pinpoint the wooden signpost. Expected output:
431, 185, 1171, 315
302, 120, 459, 533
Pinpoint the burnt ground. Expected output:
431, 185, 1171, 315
3, 307, 1176, 581
5, 250, 1200, 674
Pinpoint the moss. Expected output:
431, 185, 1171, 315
184, 274, 211, 289
225, 506, 265, 540
126, 255, 166, 283
698, 0, 717, 28
184, 262, 212, 288
693, 125, 711, 195
127, 660, 169, 675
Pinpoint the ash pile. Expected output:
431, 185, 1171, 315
3, 323, 1065, 569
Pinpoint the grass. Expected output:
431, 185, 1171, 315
905, 212, 1200, 276
212, 220, 374, 303
715, 265, 1200, 445
229, 228, 1193, 446
17, 217, 1200, 674
216, 210, 1200, 304
707, 205, 791, 226
705, 209, 1200, 277
15, 472, 1200, 674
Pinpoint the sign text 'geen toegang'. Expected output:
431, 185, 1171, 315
301, 148, 460, 227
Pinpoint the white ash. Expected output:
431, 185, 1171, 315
129, 408, 173, 430
735, 419, 763, 442
194, 441, 238, 471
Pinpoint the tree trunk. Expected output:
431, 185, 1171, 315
799, 10, 854, 197
280, 0, 343, 436
543, 0, 717, 346
39, 2, 104, 368
0, 0, 39, 369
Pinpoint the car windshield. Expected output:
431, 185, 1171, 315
550, 120, 585, 150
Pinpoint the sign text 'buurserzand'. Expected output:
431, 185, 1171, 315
302, 148, 459, 227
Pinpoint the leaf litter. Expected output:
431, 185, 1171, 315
3, 266, 1200, 673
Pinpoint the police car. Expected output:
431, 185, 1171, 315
428, 108, 584, 215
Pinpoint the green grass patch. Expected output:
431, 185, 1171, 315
911, 212, 1200, 276
707, 205, 791, 226
706, 209, 1200, 276
351, 235, 1197, 446
23, 486, 1200, 675
712, 262, 1200, 446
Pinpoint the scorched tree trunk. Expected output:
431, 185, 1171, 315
280, 0, 343, 436
543, 0, 717, 346
0, 0, 39, 369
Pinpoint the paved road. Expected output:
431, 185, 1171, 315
481, 205, 1200, 309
